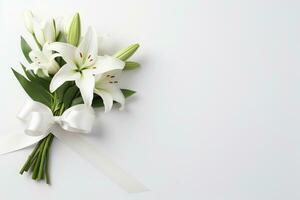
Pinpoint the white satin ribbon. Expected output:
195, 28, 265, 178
17, 100, 95, 136
0, 100, 148, 193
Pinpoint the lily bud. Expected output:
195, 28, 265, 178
114, 43, 140, 61
24, 11, 34, 33
67, 13, 81, 46
124, 61, 140, 70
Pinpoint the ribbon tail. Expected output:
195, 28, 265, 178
0, 133, 46, 155
51, 125, 149, 193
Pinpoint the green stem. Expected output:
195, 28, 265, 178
32, 139, 46, 180
37, 134, 53, 180
30, 155, 38, 172
25, 145, 41, 172
37, 140, 48, 179
19, 140, 41, 174
45, 134, 54, 184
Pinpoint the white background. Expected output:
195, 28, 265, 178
0, 0, 299, 199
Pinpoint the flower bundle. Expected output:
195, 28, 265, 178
11, 11, 141, 185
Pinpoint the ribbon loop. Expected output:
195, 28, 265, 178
18, 100, 95, 136
59, 104, 95, 134
25, 111, 53, 136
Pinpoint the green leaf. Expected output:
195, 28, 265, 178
124, 61, 140, 70
20, 63, 50, 90
55, 82, 72, 103
114, 44, 139, 61
62, 85, 79, 108
121, 89, 136, 98
21, 63, 35, 80
71, 96, 84, 106
12, 68, 51, 107
67, 13, 81, 46
92, 96, 104, 108
21, 37, 32, 63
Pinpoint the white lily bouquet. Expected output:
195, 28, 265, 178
1, 11, 147, 192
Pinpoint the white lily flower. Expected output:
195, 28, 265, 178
94, 60, 125, 112
28, 43, 60, 76
49, 27, 125, 106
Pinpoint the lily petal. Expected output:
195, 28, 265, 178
42, 43, 53, 57
75, 70, 95, 106
93, 55, 125, 74
94, 89, 113, 112
50, 63, 79, 92
75, 27, 98, 67
49, 42, 77, 64
29, 50, 47, 63
100, 83, 125, 110
94, 69, 121, 86
44, 61, 60, 75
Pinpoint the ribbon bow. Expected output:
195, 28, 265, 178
17, 101, 95, 136
0, 100, 148, 193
